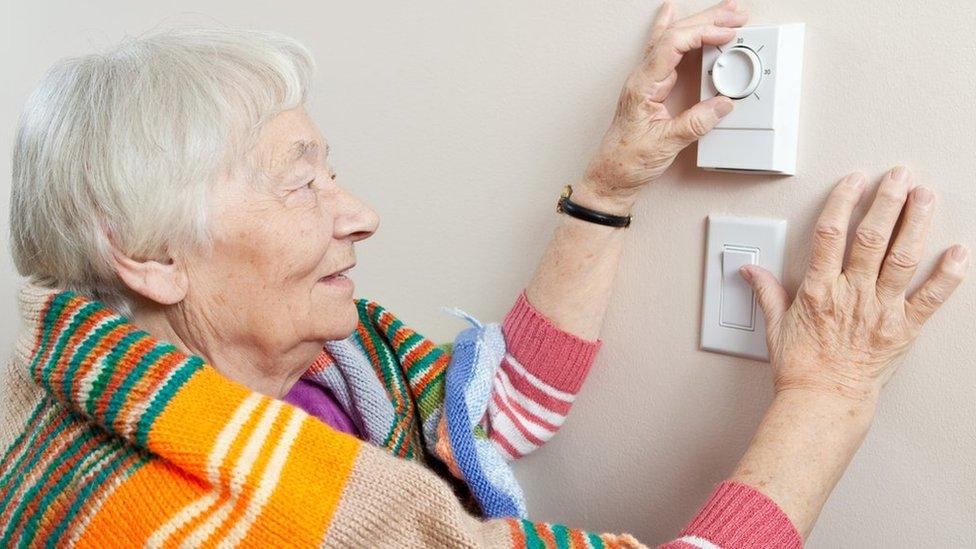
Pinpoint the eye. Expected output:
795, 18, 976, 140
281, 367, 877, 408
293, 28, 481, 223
304, 178, 316, 189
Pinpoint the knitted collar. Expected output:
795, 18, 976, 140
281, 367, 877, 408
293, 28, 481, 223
11, 281, 526, 518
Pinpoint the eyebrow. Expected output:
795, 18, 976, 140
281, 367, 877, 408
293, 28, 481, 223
271, 140, 328, 173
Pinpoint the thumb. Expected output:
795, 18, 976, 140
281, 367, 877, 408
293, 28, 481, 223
739, 265, 789, 329
666, 96, 734, 150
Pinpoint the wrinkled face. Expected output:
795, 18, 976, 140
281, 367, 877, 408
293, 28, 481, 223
181, 107, 379, 360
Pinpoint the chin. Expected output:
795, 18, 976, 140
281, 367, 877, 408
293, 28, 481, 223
318, 297, 360, 341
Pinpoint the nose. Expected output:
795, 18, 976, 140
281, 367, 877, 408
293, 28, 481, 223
332, 184, 379, 242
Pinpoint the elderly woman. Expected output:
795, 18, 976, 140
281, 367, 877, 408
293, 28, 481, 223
0, 1, 967, 547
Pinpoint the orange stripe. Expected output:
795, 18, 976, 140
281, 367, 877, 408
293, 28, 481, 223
507, 519, 527, 548
536, 521, 558, 548
569, 528, 589, 548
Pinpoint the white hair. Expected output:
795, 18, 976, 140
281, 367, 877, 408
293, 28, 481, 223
10, 25, 315, 315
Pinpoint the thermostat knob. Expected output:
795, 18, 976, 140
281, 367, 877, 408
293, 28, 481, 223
711, 46, 762, 99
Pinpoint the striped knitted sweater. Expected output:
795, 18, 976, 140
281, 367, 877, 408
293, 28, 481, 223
0, 282, 801, 548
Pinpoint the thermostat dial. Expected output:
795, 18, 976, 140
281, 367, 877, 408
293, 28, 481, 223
711, 46, 762, 99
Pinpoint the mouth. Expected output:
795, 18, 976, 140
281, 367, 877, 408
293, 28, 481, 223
320, 263, 356, 282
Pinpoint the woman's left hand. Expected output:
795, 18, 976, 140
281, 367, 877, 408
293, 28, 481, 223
578, 0, 748, 213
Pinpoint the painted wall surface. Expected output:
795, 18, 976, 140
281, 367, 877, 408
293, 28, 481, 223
2, 1, 973, 546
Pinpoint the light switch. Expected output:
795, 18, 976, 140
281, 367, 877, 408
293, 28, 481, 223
720, 246, 758, 330
701, 216, 786, 361
697, 24, 806, 175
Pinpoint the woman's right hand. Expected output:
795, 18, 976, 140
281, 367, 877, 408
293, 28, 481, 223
729, 168, 967, 539
741, 167, 968, 404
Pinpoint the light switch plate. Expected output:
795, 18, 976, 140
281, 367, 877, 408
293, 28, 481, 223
697, 23, 805, 175
701, 215, 787, 361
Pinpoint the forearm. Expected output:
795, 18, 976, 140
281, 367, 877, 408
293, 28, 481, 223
523, 180, 634, 341
729, 386, 878, 539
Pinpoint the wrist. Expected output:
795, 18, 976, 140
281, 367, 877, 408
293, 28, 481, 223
772, 387, 878, 435
572, 179, 638, 216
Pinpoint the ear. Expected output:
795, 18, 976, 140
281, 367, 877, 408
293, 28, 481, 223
107, 237, 188, 306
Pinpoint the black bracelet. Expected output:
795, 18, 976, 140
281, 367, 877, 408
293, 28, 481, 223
555, 185, 632, 228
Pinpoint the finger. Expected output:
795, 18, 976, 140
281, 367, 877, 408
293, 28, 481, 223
664, 95, 734, 148
876, 186, 936, 299
644, 24, 737, 83
805, 173, 866, 285
740, 265, 790, 330
673, 0, 749, 29
845, 166, 914, 284
906, 245, 969, 326
647, 0, 676, 42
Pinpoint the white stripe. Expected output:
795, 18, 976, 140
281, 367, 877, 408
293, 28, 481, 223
486, 412, 539, 456
488, 385, 556, 440
216, 408, 305, 548
677, 535, 721, 549
181, 399, 283, 548
503, 352, 575, 402
490, 432, 519, 461
74, 316, 118, 406
493, 366, 568, 427
146, 394, 262, 548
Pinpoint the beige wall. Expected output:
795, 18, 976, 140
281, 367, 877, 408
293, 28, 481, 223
2, 0, 974, 546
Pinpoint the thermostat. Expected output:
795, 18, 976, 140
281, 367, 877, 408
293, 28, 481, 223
697, 24, 805, 175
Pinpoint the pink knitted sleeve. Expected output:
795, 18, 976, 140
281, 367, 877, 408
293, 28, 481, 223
487, 293, 802, 547
487, 290, 601, 459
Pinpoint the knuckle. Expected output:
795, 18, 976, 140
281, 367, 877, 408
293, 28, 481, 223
798, 284, 826, 309
854, 226, 888, 251
913, 288, 942, 312
878, 186, 908, 204
687, 115, 710, 138
885, 248, 920, 271
814, 222, 844, 242
939, 265, 965, 285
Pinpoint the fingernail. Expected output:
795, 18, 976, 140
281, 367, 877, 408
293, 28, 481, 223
739, 265, 752, 282
847, 172, 866, 189
713, 98, 734, 117
950, 245, 969, 262
913, 186, 934, 205
891, 165, 909, 181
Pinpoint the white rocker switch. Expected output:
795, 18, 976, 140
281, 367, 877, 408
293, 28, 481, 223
720, 246, 758, 330
701, 215, 786, 362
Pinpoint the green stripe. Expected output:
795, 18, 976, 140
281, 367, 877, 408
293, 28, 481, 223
78, 318, 130, 416
404, 349, 440, 387
13, 425, 99, 548
103, 341, 175, 428
28, 293, 72, 379
0, 400, 56, 489
135, 355, 204, 447
0, 399, 48, 480
551, 523, 572, 549
44, 301, 102, 392
586, 532, 606, 549
45, 443, 144, 549
0, 409, 74, 541
413, 372, 445, 421
521, 520, 545, 549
